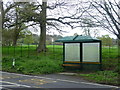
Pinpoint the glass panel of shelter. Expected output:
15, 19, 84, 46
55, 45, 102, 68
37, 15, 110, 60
65, 43, 80, 61
64, 42, 100, 62
83, 43, 100, 62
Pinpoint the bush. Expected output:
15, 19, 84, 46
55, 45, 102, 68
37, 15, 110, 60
2, 55, 63, 75
114, 64, 120, 73
20, 59, 63, 74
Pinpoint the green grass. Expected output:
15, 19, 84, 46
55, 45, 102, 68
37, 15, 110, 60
2, 45, 64, 75
79, 71, 118, 85
2, 57, 63, 74
102, 46, 118, 58
102, 46, 119, 72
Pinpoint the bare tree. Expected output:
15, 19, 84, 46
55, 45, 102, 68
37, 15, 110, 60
85, 0, 120, 40
15, 0, 88, 52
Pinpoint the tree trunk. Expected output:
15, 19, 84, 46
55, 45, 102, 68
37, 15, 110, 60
37, 1, 47, 53
12, 31, 19, 46
37, 26, 46, 53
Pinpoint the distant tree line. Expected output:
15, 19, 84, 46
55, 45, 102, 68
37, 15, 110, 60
2, 32, 62, 46
97, 35, 118, 46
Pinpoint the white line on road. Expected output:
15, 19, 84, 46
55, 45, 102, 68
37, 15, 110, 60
0, 85, 18, 87
1, 71, 119, 88
0, 80, 31, 88
56, 79, 119, 88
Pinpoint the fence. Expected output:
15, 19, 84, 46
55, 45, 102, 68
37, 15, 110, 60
2, 42, 119, 59
2, 43, 63, 61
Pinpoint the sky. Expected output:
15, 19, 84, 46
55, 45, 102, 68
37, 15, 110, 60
2, 0, 119, 39
41, 26, 117, 38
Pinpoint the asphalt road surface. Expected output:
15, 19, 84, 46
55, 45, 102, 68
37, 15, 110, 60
0, 71, 119, 89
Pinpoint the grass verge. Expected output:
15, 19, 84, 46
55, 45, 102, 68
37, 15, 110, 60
78, 70, 119, 86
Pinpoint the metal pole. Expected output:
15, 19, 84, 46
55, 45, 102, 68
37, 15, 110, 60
28, 43, 29, 58
44, 43, 46, 60
12, 59, 15, 68
109, 44, 110, 59
14, 46, 15, 57
21, 43, 22, 57
8, 45, 9, 56
52, 33, 55, 60
36, 43, 38, 59
118, 39, 120, 85
13, 46, 16, 68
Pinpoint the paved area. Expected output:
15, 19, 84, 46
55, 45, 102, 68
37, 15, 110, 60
0, 71, 119, 89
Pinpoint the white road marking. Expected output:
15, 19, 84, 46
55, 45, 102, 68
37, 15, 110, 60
1, 71, 119, 88
56, 79, 119, 88
0, 80, 31, 87
59, 72, 76, 75
79, 82, 119, 88
0, 85, 18, 87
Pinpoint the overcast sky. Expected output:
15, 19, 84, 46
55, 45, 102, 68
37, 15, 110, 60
2, 0, 118, 39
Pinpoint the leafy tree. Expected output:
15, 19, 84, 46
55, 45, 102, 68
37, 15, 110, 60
46, 34, 62, 45
2, 2, 37, 46
32, 34, 39, 44
2, 29, 13, 46
24, 34, 34, 44
97, 35, 112, 46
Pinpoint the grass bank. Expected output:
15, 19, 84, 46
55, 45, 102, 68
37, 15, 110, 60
2, 45, 64, 75
79, 71, 118, 86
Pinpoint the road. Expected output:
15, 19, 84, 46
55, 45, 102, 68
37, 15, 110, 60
0, 71, 119, 89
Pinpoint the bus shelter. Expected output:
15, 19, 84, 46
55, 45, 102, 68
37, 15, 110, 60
55, 35, 102, 70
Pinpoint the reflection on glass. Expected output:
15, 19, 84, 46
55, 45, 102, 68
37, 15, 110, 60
65, 43, 80, 61
83, 43, 100, 62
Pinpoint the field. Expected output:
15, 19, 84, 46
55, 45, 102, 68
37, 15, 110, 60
2, 45, 120, 85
